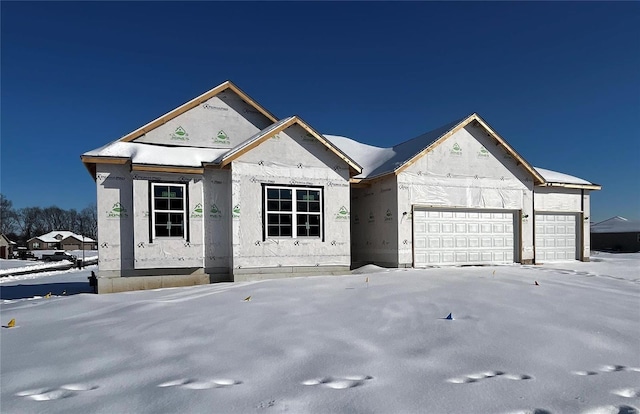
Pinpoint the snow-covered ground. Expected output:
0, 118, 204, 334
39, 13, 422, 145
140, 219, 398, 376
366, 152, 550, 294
1, 253, 639, 414
0, 250, 99, 278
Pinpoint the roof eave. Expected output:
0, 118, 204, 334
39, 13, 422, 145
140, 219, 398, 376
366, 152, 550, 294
81, 155, 130, 181
539, 182, 602, 191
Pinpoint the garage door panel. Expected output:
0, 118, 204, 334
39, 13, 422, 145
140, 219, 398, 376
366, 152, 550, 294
535, 213, 578, 262
414, 208, 516, 266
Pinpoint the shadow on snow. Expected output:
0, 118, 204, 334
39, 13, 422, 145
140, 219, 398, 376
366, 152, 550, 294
0, 282, 93, 300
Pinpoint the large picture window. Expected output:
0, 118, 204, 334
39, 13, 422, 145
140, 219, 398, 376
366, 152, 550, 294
265, 186, 322, 238
151, 183, 187, 239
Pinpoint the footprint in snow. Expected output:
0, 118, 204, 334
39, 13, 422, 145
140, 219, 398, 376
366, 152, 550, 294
581, 405, 639, 414
158, 378, 241, 390
302, 375, 373, 389
612, 388, 640, 398
15, 384, 98, 401
572, 365, 640, 376
447, 371, 532, 384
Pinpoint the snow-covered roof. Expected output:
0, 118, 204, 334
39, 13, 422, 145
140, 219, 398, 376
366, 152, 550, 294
534, 167, 594, 186
84, 141, 229, 167
326, 116, 598, 188
29, 231, 96, 243
81, 80, 598, 189
325, 118, 462, 179
591, 216, 640, 233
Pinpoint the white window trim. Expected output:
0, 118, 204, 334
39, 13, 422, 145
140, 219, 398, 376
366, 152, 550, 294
264, 185, 323, 239
151, 182, 188, 240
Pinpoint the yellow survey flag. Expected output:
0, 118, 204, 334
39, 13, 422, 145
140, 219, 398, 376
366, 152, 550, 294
7, 319, 16, 328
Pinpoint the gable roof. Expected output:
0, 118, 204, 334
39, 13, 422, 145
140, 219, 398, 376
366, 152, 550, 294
217, 116, 362, 175
325, 113, 544, 183
591, 216, 640, 233
119, 81, 278, 143
1, 234, 16, 245
28, 231, 96, 244
82, 115, 362, 176
325, 113, 600, 189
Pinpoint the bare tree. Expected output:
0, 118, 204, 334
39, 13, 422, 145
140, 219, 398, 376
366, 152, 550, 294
0, 194, 18, 235
41, 206, 69, 233
16, 207, 45, 241
80, 204, 98, 240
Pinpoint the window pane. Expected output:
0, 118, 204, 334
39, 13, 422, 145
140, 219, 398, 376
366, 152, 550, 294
281, 189, 292, 199
281, 201, 292, 211
154, 185, 168, 198
172, 186, 183, 198
155, 212, 169, 223
155, 199, 169, 210
297, 201, 308, 212
309, 226, 320, 237
267, 200, 279, 211
281, 226, 292, 237
169, 199, 184, 210
267, 188, 279, 199
267, 214, 279, 224
168, 213, 184, 237
309, 215, 320, 225
281, 214, 292, 225
268, 226, 279, 237
309, 201, 320, 212
155, 225, 169, 237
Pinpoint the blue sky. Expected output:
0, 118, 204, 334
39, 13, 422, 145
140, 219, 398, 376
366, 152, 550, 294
2, 1, 639, 221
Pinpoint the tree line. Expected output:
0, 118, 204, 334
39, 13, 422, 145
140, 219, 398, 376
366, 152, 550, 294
0, 194, 97, 245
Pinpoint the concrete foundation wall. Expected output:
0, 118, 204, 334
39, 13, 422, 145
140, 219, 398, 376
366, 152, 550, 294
97, 273, 210, 294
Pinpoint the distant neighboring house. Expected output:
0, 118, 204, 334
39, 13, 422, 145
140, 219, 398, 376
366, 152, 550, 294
27, 231, 97, 251
0, 234, 16, 259
591, 216, 640, 253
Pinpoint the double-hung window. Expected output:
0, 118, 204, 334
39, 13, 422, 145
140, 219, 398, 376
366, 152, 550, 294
265, 186, 322, 238
151, 183, 187, 239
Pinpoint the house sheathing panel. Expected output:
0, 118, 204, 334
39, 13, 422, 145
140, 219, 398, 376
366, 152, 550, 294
351, 176, 399, 268
230, 125, 352, 278
133, 90, 272, 149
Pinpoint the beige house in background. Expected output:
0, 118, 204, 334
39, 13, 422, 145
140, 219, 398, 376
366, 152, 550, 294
27, 231, 97, 251
0, 234, 16, 259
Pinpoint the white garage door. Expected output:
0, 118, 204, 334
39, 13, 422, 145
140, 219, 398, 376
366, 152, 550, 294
413, 208, 515, 266
535, 213, 578, 261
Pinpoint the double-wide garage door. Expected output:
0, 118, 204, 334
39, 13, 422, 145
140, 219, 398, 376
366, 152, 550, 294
413, 208, 515, 266
535, 213, 578, 261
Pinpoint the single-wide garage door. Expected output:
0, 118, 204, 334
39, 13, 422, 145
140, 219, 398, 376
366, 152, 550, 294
535, 213, 578, 261
413, 208, 515, 266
